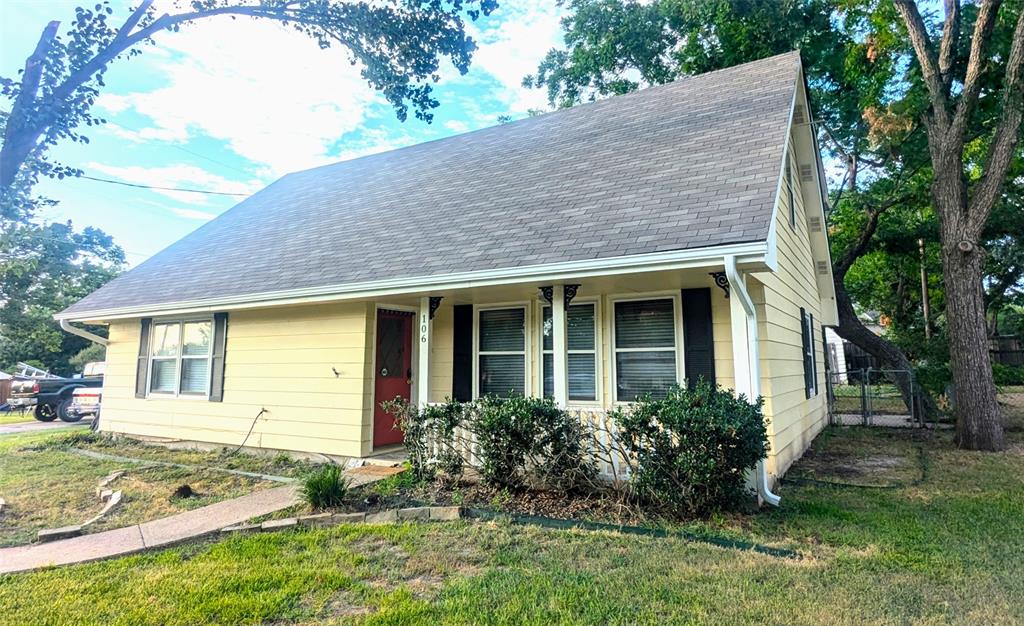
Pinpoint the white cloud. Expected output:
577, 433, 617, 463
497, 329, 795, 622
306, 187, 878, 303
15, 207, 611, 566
469, 1, 566, 113
85, 162, 260, 204
99, 15, 383, 178
170, 207, 218, 221
444, 120, 470, 133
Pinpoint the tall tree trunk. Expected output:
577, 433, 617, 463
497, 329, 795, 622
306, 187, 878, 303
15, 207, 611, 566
942, 236, 1004, 449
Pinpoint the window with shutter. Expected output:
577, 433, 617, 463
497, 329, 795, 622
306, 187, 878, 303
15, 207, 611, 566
541, 302, 597, 402
478, 307, 526, 397
147, 319, 214, 397
613, 298, 678, 401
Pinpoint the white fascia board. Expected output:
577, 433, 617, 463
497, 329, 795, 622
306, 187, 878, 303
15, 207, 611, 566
56, 241, 769, 322
763, 69, 801, 273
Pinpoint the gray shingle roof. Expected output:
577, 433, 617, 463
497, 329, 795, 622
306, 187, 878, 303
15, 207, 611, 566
62, 52, 800, 318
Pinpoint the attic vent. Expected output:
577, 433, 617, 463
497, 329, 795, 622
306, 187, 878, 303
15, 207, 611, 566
793, 104, 807, 124
799, 164, 814, 181
816, 260, 830, 275
808, 216, 823, 232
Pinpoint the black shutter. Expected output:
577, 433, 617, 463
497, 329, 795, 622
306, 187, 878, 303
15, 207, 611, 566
800, 307, 811, 398
135, 318, 152, 398
210, 312, 229, 402
810, 313, 818, 395
681, 288, 716, 388
452, 304, 474, 401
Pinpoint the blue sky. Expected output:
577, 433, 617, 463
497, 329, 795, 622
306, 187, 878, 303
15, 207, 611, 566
0, 1, 566, 266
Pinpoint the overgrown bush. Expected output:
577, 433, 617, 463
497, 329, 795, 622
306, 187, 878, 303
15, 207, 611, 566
474, 395, 595, 490
993, 363, 1024, 387
300, 464, 350, 510
382, 397, 468, 481
384, 396, 595, 491
610, 381, 768, 515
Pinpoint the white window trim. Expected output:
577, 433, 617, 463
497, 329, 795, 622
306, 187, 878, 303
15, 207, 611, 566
146, 317, 213, 399
608, 292, 685, 405
539, 298, 601, 406
473, 302, 531, 399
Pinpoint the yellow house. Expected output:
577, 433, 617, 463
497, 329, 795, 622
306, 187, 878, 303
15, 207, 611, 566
57, 52, 836, 499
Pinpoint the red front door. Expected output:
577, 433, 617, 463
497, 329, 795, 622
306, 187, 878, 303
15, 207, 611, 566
373, 309, 413, 447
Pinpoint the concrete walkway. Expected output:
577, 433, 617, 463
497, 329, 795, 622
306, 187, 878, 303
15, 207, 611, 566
0, 464, 403, 574
0, 418, 92, 435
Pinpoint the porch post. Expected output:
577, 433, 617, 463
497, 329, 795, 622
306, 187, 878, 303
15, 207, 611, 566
729, 280, 753, 399
552, 285, 569, 407
417, 296, 432, 408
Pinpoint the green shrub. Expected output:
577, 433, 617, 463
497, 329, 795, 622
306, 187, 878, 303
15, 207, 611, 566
300, 464, 350, 510
610, 381, 768, 515
384, 396, 595, 491
382, 397, 468, 481
993, 363, 1024, 387
474, 395, 595, 490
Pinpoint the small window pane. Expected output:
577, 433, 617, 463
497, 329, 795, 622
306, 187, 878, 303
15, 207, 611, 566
152, 323, 180, 357
542, 353, 554, 399
568, 304, 595, 350
182, 321, 212, 356
568, 353, 596, 401
150, 359, 178, 392
616, 351, 676, 401
615, 300, 674, 348
180, 359, 209, 394
377, 316, 406, 378
542, 307, 553, 351
479, 309, 525, 352
479, 354, 525, 396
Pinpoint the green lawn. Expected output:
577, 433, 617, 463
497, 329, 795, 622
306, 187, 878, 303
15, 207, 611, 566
0, 411, 36, 425
0, 430, 288, 546
1, 396, 1022, 625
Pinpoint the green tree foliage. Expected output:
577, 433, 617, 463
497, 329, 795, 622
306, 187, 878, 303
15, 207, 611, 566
0, 221, 124, 376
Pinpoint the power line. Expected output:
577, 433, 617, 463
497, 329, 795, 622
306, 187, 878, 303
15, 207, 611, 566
77, 174, 250, 197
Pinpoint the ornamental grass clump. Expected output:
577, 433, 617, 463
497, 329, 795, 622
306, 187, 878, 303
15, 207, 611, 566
611, 381, 769, 515
300, 464, 351, 510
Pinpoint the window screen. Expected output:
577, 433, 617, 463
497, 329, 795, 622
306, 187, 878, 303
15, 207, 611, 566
478, 308, 526, 396
542, 303, 597, 401
614, 299, 677, 400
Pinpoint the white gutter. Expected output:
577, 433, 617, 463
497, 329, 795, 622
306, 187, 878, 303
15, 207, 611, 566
725, 255, 781, 507
56, 240, 769, 322
59, 319, 109, 346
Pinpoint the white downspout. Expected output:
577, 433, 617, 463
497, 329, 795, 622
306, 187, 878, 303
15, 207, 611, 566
725, 255, 781, 506
59, 319, 109, 346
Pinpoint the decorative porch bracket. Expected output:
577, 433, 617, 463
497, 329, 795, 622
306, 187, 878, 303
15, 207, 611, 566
709, 272, 730, 298
428, 296, 443, 320
540, 284, 581, 308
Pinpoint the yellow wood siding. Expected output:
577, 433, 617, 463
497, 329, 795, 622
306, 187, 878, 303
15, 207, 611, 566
99, 302, 374, 458
755, 135, 828, 478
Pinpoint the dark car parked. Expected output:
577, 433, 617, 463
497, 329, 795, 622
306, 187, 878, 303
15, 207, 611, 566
9, 362, 105, 422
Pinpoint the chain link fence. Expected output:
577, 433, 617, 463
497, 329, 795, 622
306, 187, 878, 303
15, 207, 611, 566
826, 368, 925, 428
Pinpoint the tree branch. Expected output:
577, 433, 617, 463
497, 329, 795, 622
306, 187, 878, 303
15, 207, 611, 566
111, 0, 154, 45
894, 0, 951, 129
967, 8, 1024, 235
0, 20, 59, 188
939, 0, 961, 89
950, 0, 1003, 142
